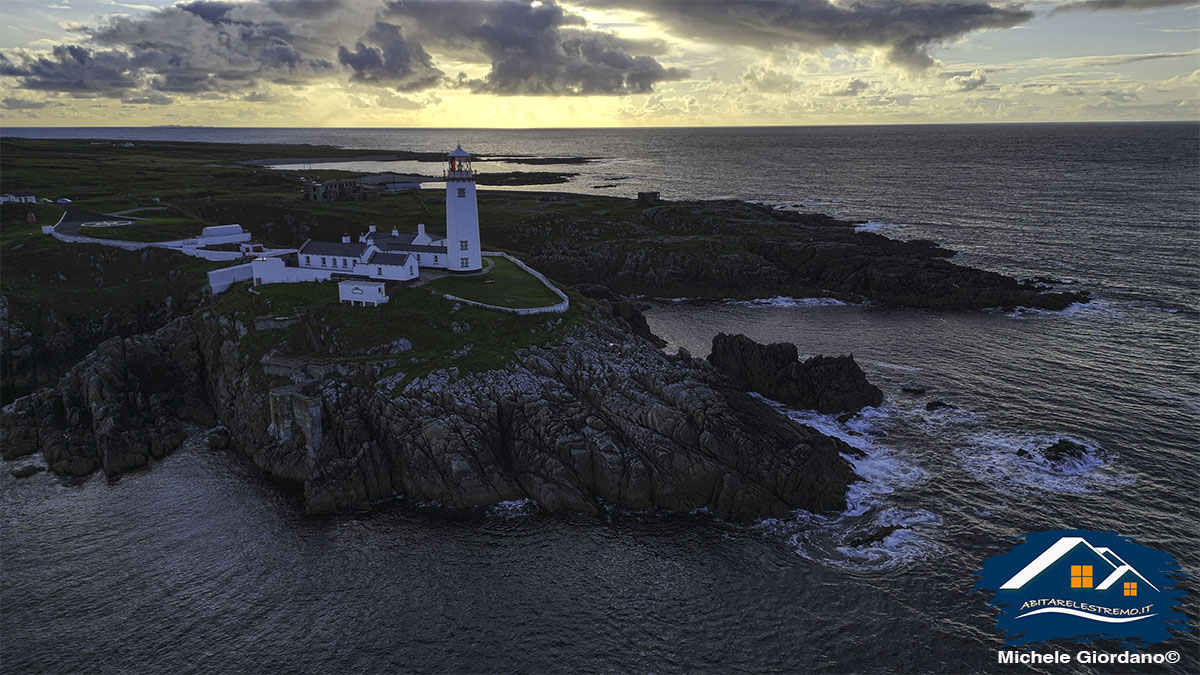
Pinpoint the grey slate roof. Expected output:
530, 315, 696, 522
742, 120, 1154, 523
298, 240, 369, 257
367, 251, 412, 266
365, 231, 417, 245
383, 242, 448, 254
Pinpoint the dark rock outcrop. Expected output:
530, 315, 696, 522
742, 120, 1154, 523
1, 323, 214, 475
519, 200, 1087, 311
1, 313, 859, 521
925, 400, 954, 412
707, 333, 883, 414
612, 300, 667, 347
1018, 438, 1089, 464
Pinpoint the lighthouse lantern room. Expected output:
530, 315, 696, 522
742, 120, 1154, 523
443, 144, 482, 273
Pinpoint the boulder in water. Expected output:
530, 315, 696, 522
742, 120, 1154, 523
10, 464, 45, 478
707, 333, 883, 414
1038, 438, 1089, 463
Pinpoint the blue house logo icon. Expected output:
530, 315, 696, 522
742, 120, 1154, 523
975, 530, 1187, 647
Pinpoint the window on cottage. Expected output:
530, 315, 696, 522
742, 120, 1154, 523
377, 267, 382, 275
342, 258, 348, 268
459, 240, 468, 250
433, 255, 438, 264
305, 255, 311, 265
1124, 582, 1137, 596
457, 188, 466, 198
1070, 566, 1093, 588
460, 257, 469, 268
321, 257, 327, 266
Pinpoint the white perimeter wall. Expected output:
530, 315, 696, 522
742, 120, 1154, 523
251, 257, 334, 286
208, 263, 255, 293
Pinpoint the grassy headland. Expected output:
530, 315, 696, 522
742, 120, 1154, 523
212, 280, 590, 388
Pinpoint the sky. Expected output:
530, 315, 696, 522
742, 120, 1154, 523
0, 0, 1197, 127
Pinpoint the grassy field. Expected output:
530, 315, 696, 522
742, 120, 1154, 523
213, 280, 591, 387
1, 203, 63, 238
427, 257, 563, 308
80, 217, 211, 242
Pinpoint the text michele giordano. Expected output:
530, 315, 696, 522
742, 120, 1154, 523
997, 649, 1181, 665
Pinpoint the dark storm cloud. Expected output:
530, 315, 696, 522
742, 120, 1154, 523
385, 0, 687, 95
1, 96, 56, 109
0, 45, 139, 95
1049, 0, 1196, 15
1, 0, 685, 103
581, 0, 1034, 70
338, 22, 444, 90
1, 1, 341, 98
265, 0, 347, 18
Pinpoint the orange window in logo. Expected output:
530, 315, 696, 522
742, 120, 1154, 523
1124, 582, 1137, 596
1071, 565, 1093, 588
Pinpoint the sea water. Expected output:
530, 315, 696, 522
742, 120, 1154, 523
3, 123, 1197, 672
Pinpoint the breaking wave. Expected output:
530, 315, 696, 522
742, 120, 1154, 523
956, 430, 1134, 496
753, 402, 941, 572
730, 296, 847, 308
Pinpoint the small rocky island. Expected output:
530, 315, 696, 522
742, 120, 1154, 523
0, 138, 1088, 520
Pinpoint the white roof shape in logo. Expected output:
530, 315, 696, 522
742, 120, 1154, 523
1000, 536, 1160, 591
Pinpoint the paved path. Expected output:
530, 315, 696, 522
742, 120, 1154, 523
55, 206, 119, 235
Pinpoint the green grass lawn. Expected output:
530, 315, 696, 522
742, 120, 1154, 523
214, 280, 590, 388
0, 203, 63, 239
426, 257, 563, 308
79, 217, 210, 242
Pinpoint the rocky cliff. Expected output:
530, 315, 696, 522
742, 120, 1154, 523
1, 308, 859, 520
708, 333, 884, 414
521, 201, 1086, 311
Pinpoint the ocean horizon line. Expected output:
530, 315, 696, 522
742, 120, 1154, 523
2, 120, 1197, 133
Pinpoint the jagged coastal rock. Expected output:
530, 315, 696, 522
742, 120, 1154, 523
523, 201, 1087, 311
707, 333, 883, 414
1, 312, 859, 520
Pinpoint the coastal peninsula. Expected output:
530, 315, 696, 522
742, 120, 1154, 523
1, 138, 1085, 519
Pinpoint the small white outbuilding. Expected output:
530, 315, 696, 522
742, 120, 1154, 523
338, 279, 389, 307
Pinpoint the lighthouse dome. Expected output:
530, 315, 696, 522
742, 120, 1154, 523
448, 144, 470, 157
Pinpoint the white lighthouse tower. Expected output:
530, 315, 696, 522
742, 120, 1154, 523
444, 144, 482, 273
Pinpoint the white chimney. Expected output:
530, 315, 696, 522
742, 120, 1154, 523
341, 234, 350, 243
418, 223, 426, 237
368, 224, 377, 233
392, 228, 399, 237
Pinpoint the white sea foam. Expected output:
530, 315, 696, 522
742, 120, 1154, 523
753, 400, 939, 571
487, 498, 538, 517
999, 299, 1124, 321
730, 296, 847, 308
854, 221, 896, 234
956, 430, 1134, 496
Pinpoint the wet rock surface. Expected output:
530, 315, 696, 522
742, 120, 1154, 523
707, 333, 883, 414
